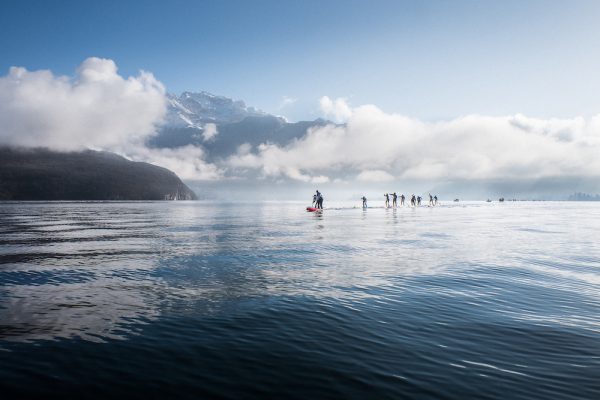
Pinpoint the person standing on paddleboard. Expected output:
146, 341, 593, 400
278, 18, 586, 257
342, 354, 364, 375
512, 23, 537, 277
429, 194, 434, 206
434, 195, 438, 205
400, 194, 405, 206
392, 192, 397, 207
316, 190, 323, 209
417, 196, 422, 206
384, 193, 390, 208
362, 196, 367, 208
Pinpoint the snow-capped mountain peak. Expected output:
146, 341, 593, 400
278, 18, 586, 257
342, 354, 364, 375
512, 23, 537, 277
165, 91, 267, 129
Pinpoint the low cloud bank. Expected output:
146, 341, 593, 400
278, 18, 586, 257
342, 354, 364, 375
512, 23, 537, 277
3, 60, 600, 189
227, 96, 600, 185
126, 145, 222, 181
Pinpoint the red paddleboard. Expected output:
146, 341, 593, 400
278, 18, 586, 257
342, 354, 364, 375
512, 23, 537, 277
306, 207, 320, 212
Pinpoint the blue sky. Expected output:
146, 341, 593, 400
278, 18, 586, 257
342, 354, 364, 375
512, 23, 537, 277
2, 0, 600, 121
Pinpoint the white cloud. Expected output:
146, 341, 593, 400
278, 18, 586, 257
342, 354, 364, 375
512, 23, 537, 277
357, 170, 395, 182
227, 98, 600, 184
319, 96, 353, 122
311, 175, 330, 184
202, 123, 218, 142
279, 96, 297, 109
0, 57, 166, 150
0, 58, 222, 181
128, 145, 223, 181
4, 60, 600, 188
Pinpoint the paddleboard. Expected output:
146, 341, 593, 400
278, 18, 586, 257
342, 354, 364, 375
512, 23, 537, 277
306, 207, 320, 212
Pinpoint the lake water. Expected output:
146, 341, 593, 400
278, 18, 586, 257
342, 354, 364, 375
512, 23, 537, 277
0, 201, 599, 399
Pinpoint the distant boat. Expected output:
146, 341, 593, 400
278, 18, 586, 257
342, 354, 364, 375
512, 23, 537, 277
499, 197, 505, 202
454, 199, 460, 202
486, 199, 492, 202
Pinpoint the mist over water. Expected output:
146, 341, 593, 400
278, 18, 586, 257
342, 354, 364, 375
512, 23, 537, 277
0, 201, 599, 398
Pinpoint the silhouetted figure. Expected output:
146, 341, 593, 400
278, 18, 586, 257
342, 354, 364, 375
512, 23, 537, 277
361, 196, 367, 208
384, 193, 390, 208
417, 196, 422, 206
316, 190, 323, 209
434, 195, 438, 205
411, 194, 416, 206
392, 192, 397, 207
429, 193, 434, 206
400, 194, 405, 206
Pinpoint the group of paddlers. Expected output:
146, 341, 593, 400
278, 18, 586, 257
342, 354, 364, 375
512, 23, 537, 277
312, 190, 439, 209
362, 193, 438, 208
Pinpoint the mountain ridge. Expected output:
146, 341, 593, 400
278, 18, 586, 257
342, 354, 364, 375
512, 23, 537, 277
0, 147, 197, 200
153, 91, 330, 161
165, 91, 270, 128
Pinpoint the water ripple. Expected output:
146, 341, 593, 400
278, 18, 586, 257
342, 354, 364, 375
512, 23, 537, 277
0, 201, 599, 398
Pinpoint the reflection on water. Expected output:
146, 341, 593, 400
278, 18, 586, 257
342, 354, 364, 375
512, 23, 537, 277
1, 277, 161, 342
0, 201, 599, 398
0, 204, 167, 342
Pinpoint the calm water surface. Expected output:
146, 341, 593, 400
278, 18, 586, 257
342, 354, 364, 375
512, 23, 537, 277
0, 201, 599, 399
